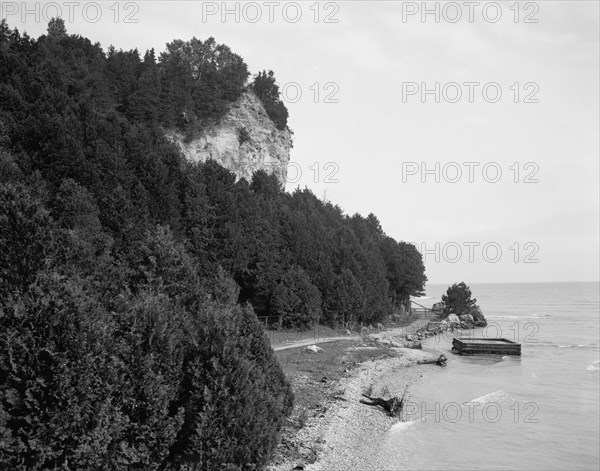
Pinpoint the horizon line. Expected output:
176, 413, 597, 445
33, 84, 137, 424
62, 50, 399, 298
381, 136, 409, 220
425, 280, 600, 286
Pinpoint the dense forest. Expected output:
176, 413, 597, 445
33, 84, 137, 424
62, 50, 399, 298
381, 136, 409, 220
0, 19, 426, 469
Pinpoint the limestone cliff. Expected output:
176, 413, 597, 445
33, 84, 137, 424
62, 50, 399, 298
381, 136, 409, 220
167, 91, 293, 186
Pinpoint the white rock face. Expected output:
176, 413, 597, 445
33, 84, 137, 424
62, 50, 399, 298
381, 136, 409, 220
167, 91, 293, 186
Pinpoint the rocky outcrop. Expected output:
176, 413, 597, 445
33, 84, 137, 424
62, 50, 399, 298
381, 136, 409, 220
167, 91, 293, 186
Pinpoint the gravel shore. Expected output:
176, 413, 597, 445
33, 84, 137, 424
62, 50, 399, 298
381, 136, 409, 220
268, 326, 444, 471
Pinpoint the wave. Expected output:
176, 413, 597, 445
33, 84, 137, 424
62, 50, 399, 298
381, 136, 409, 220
469, 389, 512, 404
524, 342, 599, 351
390, 420, 417, 432
557, 344, 600, 350
587, 360, 600, 371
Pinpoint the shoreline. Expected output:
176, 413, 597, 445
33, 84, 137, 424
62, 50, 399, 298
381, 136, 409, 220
267, 324, 445, 471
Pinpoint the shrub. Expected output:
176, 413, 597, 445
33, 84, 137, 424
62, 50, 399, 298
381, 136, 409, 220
251, 70, 289, 131
442, 282, 477, 316
0, 273, 134, 469
0, 268, 293, 470
237, 127, 251, 145
166, 301, 293, 470
440, 282, 487, 325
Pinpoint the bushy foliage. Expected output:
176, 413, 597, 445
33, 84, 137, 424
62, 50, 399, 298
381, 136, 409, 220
237, 126, 251, 145
273, 267, 322, 328
0, 227, 293, 470
251, 70, 289, 130
170, 302, 293, 469
0, 184, 54, 297
322, 269, 365, 326
158, 36, 249, 124
442, 282, 477, 315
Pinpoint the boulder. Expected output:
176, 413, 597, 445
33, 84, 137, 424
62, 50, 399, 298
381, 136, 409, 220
306, 345, 323, 353
406, 340, 422, 349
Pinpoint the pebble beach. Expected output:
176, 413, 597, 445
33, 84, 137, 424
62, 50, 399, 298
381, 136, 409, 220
268, 326, 445, 471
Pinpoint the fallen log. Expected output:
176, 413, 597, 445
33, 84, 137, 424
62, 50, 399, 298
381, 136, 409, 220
417, 354, 447, 367
360, 386, 408, 417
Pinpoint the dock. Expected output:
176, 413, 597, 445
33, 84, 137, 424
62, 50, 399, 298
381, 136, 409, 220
451, 338, 521, 356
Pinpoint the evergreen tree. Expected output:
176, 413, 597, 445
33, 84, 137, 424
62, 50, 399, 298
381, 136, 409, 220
442, 282, 477, 315
251, 70, 289, 130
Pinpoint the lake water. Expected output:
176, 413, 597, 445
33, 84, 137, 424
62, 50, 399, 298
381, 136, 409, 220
379, 282, 600, 470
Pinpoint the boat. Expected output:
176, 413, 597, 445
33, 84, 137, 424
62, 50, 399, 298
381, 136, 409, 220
451, 337, 521, 356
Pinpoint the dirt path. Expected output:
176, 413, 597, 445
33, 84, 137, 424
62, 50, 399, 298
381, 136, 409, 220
272, 335, 359, 351
271, 317, 432, 352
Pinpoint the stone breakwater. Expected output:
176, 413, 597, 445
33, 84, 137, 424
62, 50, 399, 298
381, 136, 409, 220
400, 314, 488, 349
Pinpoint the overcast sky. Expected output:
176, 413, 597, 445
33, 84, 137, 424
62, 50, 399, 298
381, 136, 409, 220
6, 1, 599, 284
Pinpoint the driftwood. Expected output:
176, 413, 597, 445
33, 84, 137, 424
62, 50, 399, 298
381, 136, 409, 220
417, 354, 447, 367
360, 386, 408, 417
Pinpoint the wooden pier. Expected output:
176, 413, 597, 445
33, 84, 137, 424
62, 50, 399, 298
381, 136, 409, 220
452, 338, 521, 356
